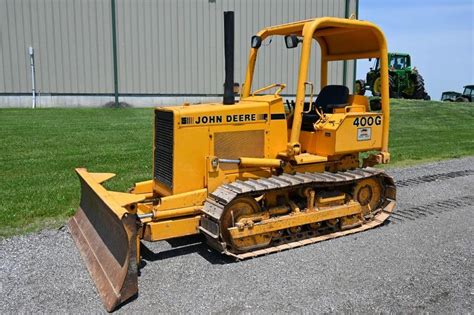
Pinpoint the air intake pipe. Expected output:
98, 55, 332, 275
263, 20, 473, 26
223, 11, 235, 105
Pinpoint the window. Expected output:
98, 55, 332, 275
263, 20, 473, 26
390, 56, 407, 69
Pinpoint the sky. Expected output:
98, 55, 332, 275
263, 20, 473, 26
356, 0, 474, 100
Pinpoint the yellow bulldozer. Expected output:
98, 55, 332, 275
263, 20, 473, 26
69, 14, 396, 311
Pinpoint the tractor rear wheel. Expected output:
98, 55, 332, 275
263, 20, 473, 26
405, 72, 430, 100
389, 76, 397, 98
455, 97, 469, 102
371, 76, 397, 98
355, 80, 366, 95
372, 77, 382, 96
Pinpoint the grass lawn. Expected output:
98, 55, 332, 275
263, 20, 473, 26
1, 100, 473, 237
388, 99, 474, 166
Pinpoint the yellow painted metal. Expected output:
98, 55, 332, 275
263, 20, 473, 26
293, 153, 328, 164
156, 96, 288, 195
331, 96, 368, 114
146, 17, 391, 228
136, 189, 207, 221
153, 206, 202, 220
158, 189, 207, 210
221, 197, 272, 251
89, 172, 116, 184
137, 205, 202, 223
228, 201, 362, 239
107, 192, 145, 210
71, 16, 396, 312
207, 167, 272, 196
75, 168, 145, 215
290, 161, 326, 174
252, 83, 286, 97
349, 95, 369, 110
239, 157, 282, 167
131, 180, 153, 194
143, 215, 201, 241
241, 17, 390, 155
330, 154, 360, 171
155, 101, 278, 195
317, 194, 345, 206
340, 214, 363, 230
69, 168, 143, 311
74, 17, 392, 245
299, 111, 384, 156
353, 178, 382, 216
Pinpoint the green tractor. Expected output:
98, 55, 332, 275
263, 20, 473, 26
355, 52, 430, 100
440, 85, 473, 102
441, 91, 461, 102
455, 85, 474, 102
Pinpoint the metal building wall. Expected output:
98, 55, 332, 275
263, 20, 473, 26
114, 0, 357, 95
0, 0, 357, 98
0, 0, 114, 94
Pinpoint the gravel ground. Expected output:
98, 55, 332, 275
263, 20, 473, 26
1, 157, 473, 313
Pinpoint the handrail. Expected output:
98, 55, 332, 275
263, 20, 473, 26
344, 105, 366, 112
252, 83, 286, 97
303, 82, 314, 113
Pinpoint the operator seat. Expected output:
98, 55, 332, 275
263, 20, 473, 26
301, 85, 349, 131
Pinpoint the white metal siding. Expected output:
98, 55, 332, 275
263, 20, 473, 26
0, 0, 357, 95
0, 0, 113, 94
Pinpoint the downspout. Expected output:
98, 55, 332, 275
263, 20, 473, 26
28, 46, 36, 109
111, 0, 119, 108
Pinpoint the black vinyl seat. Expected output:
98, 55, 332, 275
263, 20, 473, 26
301, 85, 349, 131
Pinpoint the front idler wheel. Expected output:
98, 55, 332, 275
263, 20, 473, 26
220, 197, 271, 253
353, 177, 383, 219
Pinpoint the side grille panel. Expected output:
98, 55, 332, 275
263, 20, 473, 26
214, 130, 264, 170
154, 110, 174, 188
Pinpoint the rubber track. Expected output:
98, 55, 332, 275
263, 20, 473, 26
390, 195, 474, 223
200, 167, 396, 260
396, 170, 474, 188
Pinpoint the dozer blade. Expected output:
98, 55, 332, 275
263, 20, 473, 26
68, 168, 145, 312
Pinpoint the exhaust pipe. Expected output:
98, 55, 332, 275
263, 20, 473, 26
223, 11, 235, 105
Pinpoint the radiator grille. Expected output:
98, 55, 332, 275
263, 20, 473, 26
154, 110, 174, 188
214, 130, 264, 170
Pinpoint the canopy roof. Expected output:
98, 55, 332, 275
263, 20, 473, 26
256, 17, 387, 61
